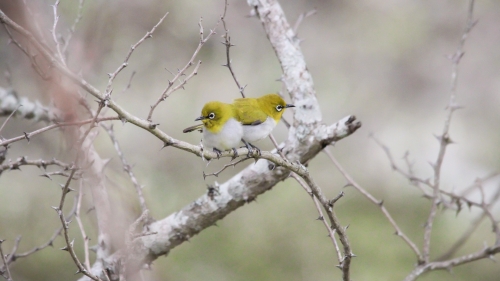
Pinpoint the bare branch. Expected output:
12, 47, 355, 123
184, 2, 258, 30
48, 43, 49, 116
62, 0, 86, 54
75, 181, 91, 271
147, 18, 219, 122
105, 12, 168, 96
290, 173, 343, 263
0, 117, 119, 147
324, 148, 424, 263
0, 104, 21, 135
103, 124, 149, 216
221, 0, 246, 98
404, 244, 500, 281
202, 156, 253, 178
51, 0, 66, 66
292, 8, 317, 34
0, 239, 12, 281
423, 0, 476, 263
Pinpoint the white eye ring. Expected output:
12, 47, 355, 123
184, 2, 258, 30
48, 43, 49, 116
208, 112, 216, 119
276, 105, 283, 112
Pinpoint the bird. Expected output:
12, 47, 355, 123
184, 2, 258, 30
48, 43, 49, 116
233, 93, 295, 156
183, 101, 243, 159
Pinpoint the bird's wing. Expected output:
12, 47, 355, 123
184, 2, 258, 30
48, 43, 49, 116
233, 98, 267, 126
183, 124, 204, 133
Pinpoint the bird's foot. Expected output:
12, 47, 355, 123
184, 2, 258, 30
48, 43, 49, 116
213, 148, 222, 159
231, 148, 239, 160
248, 142, 261, 156
241, 140, 254, 157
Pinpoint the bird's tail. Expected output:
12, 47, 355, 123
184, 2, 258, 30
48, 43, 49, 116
182, 124, 203, 133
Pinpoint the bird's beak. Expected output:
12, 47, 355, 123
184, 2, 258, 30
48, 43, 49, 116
285, 104, 295, 108
195, 116, 206, 121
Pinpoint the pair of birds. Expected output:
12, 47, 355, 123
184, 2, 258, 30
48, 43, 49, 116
183, 94, 294, 158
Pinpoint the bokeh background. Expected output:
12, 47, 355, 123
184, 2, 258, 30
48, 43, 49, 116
0, 0, 499, 280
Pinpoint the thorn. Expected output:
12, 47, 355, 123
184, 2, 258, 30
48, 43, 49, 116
466, 201, 472, 210
316, 216, 324, 221
161, 141, 172, 149
40, 173, 52, 180
23, 132, 30, 142
378, 200, 384, 206
60, 246, 69, 251
343, 182, 352, 188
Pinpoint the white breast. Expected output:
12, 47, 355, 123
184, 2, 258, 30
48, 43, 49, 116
203, 118, 243, 150
242, 117, 277, 143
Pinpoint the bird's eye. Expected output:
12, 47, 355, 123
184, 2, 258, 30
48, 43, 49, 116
276, 105, 283, 112
208, 113, 216, 119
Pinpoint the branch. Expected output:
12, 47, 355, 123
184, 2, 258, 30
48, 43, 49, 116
105, 12, 168, 97
0, 117, 119, 147
423, 0, 476, 263
221, 0, 246, 97
324, 148, 423, 262
404, 244, 500, 281
147, 17, 219, 122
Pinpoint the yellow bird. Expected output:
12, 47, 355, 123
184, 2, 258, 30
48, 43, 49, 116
183, 101, 243, 158
233, 94, 294, 156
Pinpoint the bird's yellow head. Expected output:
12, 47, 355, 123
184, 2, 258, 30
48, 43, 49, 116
257, 94, 295, 122
195, 101, 235, 133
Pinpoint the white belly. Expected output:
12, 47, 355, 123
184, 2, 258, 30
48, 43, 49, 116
242, 117, 277, 143
203, 118, 243, 150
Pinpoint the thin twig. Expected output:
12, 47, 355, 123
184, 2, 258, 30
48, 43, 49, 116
103, 124, 149, 215
203, 157, 253, 179
290, 173, 342, 262
0, 116, 119, 147
0, 240, 12, 281
2, 24, 49, 79
300, 172, 352, 279
147, 17, 220, 122
422, 0, 476, 263
0, 157, 71, 173
0, 105, 21, 135
292, 9, 317, 34
221, 0, 246, 97
55, 107, 109, 281
75, 181, 91, 271
62, 0, 86, 54
324, 148, 424, 263
51, 0, 66, 66
105, 12, 168, 97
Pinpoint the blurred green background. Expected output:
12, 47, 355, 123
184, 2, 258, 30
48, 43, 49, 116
0, 0, 499, 280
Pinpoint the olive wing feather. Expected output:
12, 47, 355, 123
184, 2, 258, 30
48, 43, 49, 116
233, 98, 267, 126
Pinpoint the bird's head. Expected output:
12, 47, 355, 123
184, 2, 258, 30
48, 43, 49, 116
195, 101, 235, 133
257, 94, 295, 122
